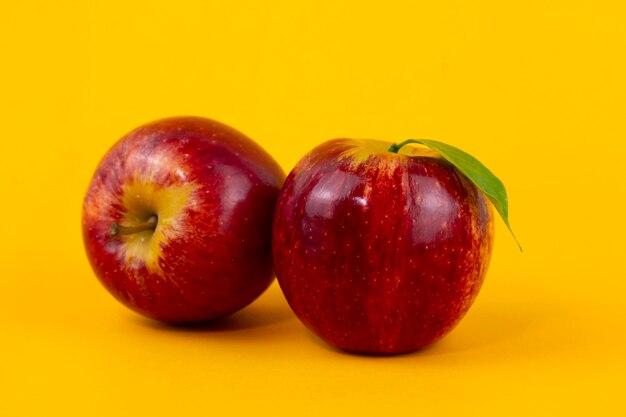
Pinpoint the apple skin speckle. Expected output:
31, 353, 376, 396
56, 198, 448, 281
82, 117, 285, 323
272, 138, 494, 354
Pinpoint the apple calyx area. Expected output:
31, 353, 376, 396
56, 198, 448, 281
109, 179, 200, 273
109, 215, 158, 237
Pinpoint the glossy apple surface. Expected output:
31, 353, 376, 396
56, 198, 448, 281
83, 117, 284, 323
272, 139, 494, 354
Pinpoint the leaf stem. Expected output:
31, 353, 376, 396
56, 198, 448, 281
388, 139, 424, 154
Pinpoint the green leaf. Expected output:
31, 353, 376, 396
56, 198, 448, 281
390, 139, 522, 251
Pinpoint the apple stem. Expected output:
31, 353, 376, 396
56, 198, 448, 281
109, 215, 158, 237
388, 139, 422, 154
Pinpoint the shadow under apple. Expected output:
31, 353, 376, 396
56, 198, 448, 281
131, 283, 295, 333
304, 291, 567, 358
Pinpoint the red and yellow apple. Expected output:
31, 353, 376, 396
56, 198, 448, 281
272, 139, 494, 354
83, 117, 284, 323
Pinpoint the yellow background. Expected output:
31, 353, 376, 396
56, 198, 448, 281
1, 1, 625, 415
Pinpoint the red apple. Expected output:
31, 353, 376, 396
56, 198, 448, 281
272, 139, 494, 354
83, 117, 284, 323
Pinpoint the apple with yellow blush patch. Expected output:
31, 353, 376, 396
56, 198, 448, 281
82, 117, 285, 323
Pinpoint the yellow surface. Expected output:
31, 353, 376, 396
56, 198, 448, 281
1, 1, 625, 415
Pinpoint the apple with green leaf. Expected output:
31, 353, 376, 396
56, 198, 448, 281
272, 138, 519, 354
82, 117, 284, 323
